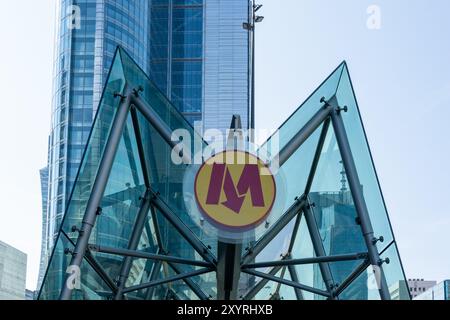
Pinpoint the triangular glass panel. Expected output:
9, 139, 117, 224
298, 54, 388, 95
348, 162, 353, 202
334, 64, 394, 252
39, 47, 408, 300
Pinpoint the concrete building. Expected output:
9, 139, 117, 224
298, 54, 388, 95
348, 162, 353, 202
408, 279, 437, 299
390, 279, 436, 300
0, 241, 27, 300
415, 280, 450, 300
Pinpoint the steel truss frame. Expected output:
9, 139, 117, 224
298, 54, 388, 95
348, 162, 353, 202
57, 86, 392, 300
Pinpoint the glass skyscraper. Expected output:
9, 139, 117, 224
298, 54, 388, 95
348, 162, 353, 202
37, 166, 49, 290
40, 0, 251, 288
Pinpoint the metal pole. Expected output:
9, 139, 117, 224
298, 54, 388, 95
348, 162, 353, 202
149, 205, 164, 253
287, 265, 304, 300
59, 88, 132, 300
217, 115, 244, 301
287, 211, 302, 254
145, 260, 162, 300
251, 4, 256, 138
242, 269, 331, 298
167, 262, 210, 300
242, 252, 368, 269
122, 268, 213, 294
334, 259, 370, 296
130, 107, 151, 187
277, 105, 332, 167
151, 193, 216, 265
114, 191, 152, 299
329, 98, 391, 300
303, 204, 336, 297
84, 251, 118, 293
304, 118, 331, 195
242, 198, 305, 265
217, 242, 242, 300
90, 245, 214, 268
131, 95, 191, 164
242, 264, 284, 300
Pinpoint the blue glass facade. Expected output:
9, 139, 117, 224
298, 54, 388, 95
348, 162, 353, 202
42, 0, 151, 283
149, 0, 204, 124
41, 0, 251, 291
37, 166, 49, 290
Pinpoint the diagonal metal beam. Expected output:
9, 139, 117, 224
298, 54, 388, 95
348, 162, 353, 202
100, 186, 142, 207
130, 107, 151, 187
242, 252, 368, 269
287, 265, 304, 300
122, 123, 142, 187
303, 203, 336, 298
277, 104, 332, 167
122, 267, 213, 294
242, 259, 287, 300
242, 198, 305, 265
329, 96, 391, 300
150, 191, 217, 266
149, 205, 164, 253
167, 262, 210, 300
89, 244, 215, 268
131, 94, 191, 164
287, 211, 303, 254
334, 259, 371, 297
145, 259, 162, 300
242, 269, 331, 298
271, 267, 288, 300
59, 87, 133, 300
304, 117, 331, 195
84, 250, 118, 294
113, 191, 153, 300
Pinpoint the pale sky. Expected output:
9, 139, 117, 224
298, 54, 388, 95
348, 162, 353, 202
0, 0, 57, 289
0, 0, 449, 291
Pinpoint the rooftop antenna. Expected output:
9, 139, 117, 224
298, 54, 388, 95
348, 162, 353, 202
340, 160, 347, 194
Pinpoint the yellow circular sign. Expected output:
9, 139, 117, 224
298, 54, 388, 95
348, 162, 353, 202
194, 151, 276, 231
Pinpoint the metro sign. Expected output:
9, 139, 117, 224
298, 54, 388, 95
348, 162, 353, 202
194, 151, 276, 231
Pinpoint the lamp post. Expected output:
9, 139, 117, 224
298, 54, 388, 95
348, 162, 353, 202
243, 2, 264, 142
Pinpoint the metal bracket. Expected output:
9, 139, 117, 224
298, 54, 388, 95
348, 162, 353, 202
133, 85, 144, 97
336, 106, 348, 114
372, 236, 385, 245
113, 92, 126, 100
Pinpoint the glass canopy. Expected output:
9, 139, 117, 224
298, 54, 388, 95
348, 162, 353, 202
39, 48, 409, 300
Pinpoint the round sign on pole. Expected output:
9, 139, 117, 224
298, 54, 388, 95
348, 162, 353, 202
183, 149, 285, 244
195, 151, 276, 231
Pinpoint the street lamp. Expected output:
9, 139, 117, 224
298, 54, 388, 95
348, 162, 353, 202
243, 2, 264, 141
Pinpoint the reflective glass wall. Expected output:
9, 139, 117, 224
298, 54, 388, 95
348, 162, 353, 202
42, 0, 149, 289
41, 0, 251, 293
